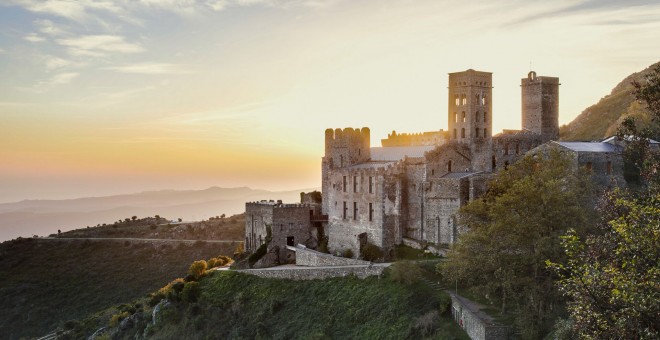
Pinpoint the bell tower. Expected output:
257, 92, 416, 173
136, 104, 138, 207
448, 69, 493, 143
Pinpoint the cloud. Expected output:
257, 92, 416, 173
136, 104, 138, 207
24, 33, 45, 42
35, 19, 67, 36
43, 55, 74, 70
56, 35, 144, 57
104, 62, 192, 75
29, 72, 79, 90
508, 0, 660, 26
0, 48, 6, 54
11, 0, 124, 22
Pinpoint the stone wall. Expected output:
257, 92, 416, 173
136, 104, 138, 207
238, 263, 389, 280
292, 246, 371, 266
245, 202, 275, 252
449, 292, 510, 340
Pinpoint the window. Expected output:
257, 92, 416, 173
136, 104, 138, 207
453, 129, 457, 139
288, 222, 293, 231
431, 169, 435, 176
448, 160, 452, 172
353, 176, 358, 192
504, 143, 509, 155
343, 176, 347, 192
455, 95, 459, 106
287, 236, 294, 247
462, 111, 466, 123
369, 176, 374, 193
515, 144, 520, 154
476, 111, 480, 122
607, 161, 612, 174
343, 201, 347, 219
454, 112, 458, 123
461, 128, 465, 138
586, 162, 593, 172
340, 155, 343, 167
483, 112, 487, 122
504, 161, 510, 170
492, 155, 496, 170
475, 128, 480, 138
353, 202, 358, 220
462, 95, 467, 105
369, 203, 373, 221
484, 128, 488, 137
482, 95, 487, 106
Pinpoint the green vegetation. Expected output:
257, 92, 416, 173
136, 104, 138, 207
560, 61, 660, 141
0, 215, 243, 339
439, 150, 597, 339
64, 267, 468, 340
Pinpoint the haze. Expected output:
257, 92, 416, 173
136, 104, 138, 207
1, 0, 660, 203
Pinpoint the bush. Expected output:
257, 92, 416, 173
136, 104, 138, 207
188, 260, 208, 280
413, 310, 440, 337
342, 248, 354, 259
361, 243, 383, 262
388, 261, 422, 284
109, 311, 130, 327
248, 243, 268, 266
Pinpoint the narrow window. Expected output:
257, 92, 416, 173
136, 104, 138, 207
492, 155, 496, 170
462, 111, 466, 123
516, 144, 520, 154
455, 95, 459, 106
453, 129, 457, 139
504, 143, 509, 155
369, 203, 373, 222
358, 148, 361, 155
353, 176, 357, 192
483, 112, 487, 122
343, 201, 347, 219
461, 128, 465, 138
475, 128, 480, 138
476, 111, 480, 122
454, 112, 458, 123
369, 176, 373, 193
484, 128, 488, 137
431, 169, 435, 176
607, 161, 612, 174
448, 160, 452, 172
462, 95, 467, 105
340, 155, 343, 167
504, 161, 510, 170
343, 176, 347, 192
287, 236, 294, 247
353, 202, 358, 220
586, 162, 593, 172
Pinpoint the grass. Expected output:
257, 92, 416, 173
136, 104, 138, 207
0, 215, 243, 340
71, 270, 470, 340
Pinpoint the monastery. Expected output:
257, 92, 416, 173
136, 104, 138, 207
245, 69, 626, 261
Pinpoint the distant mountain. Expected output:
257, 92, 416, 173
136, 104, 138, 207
560, 61, 659, 141
0, 186, 317, 242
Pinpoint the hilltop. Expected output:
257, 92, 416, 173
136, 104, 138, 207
0, 214, 244, 340
560, 61, 660, 141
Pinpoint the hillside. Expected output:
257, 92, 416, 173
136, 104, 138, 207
0, 186, 313, 242
560, 61, 659, 141
0, 215, 244, 340
52, 267, 469, 340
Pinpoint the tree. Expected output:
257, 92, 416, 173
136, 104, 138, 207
549, 189, 659, 339
131, 216, 137, 221
439, 150, 596, 339
178, 218, 182, 222
188, 260, 208, 281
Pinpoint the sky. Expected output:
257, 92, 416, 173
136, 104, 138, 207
1, 0, 659, 203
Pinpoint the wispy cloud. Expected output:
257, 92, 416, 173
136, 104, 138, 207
28, 72, 80, 91
104, 62, 192, 75
0, 48, 6, 54
507, 0, 660, 26
11, 0, 124, 22
43, 55, 74, 70
35, 19, 67, 36
56, 35, 144, 57
24, 33, 45, 42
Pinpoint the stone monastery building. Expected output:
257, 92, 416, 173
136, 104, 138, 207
246, 69, 626, 259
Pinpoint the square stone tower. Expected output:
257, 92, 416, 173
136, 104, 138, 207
521, 71, 559, 142
447, 69, 493, 142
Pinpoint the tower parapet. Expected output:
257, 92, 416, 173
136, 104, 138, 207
521, 71, 559, 142
324, 127, 370, 168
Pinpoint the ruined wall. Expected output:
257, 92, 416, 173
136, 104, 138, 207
271, 204, 316, 263
522, 72, 560, 143
449, 293, 510, 340
245, 202, 274, 252
238, 264, 389, 280
294, 246, 371, 266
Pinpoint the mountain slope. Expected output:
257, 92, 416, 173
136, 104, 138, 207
560, 61, 659, 141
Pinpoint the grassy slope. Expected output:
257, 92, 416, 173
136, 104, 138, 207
68, 270, 469, 340
559, 61, 659, 141
0, 215, 243, 340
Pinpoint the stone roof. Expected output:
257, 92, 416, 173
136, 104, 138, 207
370, 146, 436, 161
556, 142, 620, 153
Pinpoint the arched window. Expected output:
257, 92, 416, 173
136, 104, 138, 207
475, 128, 480, 138
448, 160, 452, 172
461, 128, 465, 138
462, 94, 467, 105
455, 95, 460, 106
462, 112, 466, 123
453, 129, 457, 139
482, 95, 487, 106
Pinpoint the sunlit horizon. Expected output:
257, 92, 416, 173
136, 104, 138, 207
1, 0, 660, 202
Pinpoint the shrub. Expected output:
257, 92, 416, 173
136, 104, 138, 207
188, 260, 208, 280
413, 310, 439, 337
109, 311, 130, 327
388, 261, 422, 284
248, 243, 268, 266
342, 248, 354, 259
361, 243, 383, 262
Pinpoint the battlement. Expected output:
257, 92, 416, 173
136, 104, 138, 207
324, 127, 370, 142
324, 127, 371, 168
381, 130, 447, 147
522, 71, 560, 85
